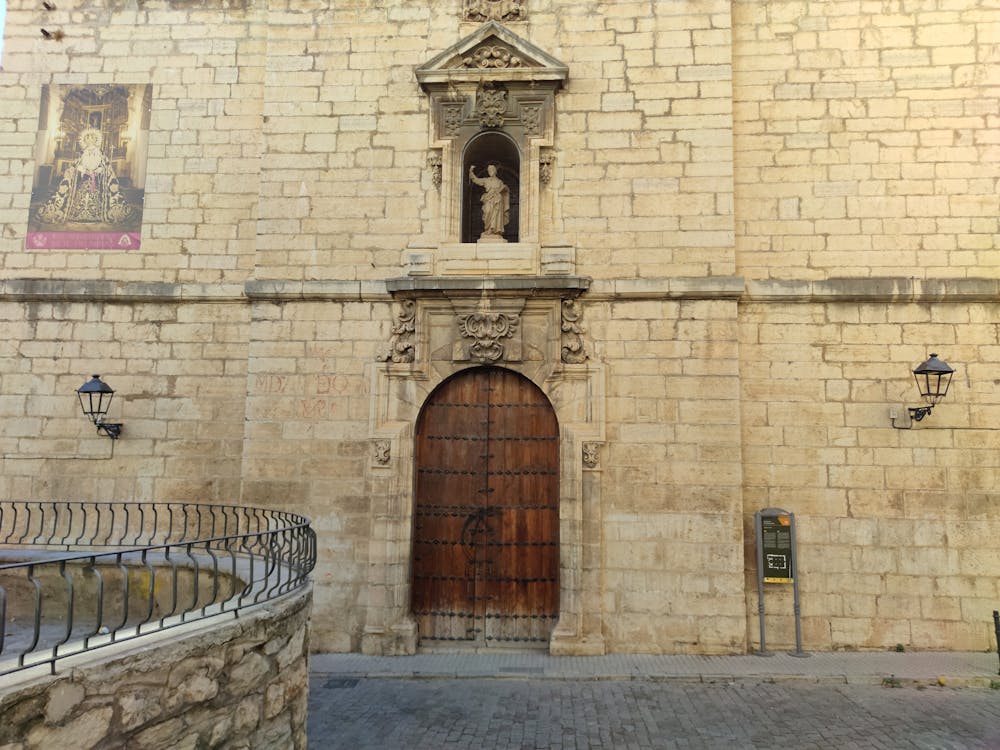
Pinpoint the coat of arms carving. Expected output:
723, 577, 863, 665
457, 312, 520, 362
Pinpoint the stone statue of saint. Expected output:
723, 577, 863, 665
468, 164, 510, 241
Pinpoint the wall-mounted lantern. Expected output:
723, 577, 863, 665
76, 374, 122, 439
892, 354, 954, 428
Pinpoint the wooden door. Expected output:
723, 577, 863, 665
411, 367, 560, 648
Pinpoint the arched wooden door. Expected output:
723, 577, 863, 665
411, 367, 559, 648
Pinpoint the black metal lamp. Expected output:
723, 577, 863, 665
908, 353, 954, 422
77, 374, 122, 439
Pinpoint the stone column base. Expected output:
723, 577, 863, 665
361, 618, 418, 656
549, 625, 606, 656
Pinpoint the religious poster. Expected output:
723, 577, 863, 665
27, 83, 152, 250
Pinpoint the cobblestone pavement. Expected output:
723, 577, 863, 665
308, 675, 1000, 749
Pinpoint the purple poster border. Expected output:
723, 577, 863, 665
27, 231, 142, 250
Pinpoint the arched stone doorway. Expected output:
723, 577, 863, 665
410, 366, 559, 648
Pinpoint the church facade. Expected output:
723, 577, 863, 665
1, 0, 998, 655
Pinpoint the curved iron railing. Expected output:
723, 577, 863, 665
0, 501, 316, 677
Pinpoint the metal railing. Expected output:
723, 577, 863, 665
0, 501, 316, 677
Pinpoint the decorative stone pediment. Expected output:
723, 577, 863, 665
416, 22, 568, 87
412, 23, 571, 276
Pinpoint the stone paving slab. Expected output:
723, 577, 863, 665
307, 674, 1000, 750
310, 651, 1000, 687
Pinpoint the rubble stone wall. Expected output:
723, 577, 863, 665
0, 586, 312, 750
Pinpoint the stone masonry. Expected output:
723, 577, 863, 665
0, 0, 998, 656
0, 586, 312, 750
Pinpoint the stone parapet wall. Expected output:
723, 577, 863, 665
0, 586, 312, 750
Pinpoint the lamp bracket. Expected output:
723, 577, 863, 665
95, 418, 122, 440
908, 405, 933, 422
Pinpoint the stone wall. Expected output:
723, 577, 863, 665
0, 586, 312, 750
741, 291, 1000, 650
0, 284, 249, 504
733, 0, 1000, 280
0, 0, 998, 656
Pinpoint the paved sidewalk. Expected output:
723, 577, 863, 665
311, 650, 1000, 687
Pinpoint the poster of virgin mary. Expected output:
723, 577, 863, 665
27, 84, 151, 250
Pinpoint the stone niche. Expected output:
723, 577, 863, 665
413, 21, 570, 277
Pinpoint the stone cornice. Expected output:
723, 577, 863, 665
385, 275, 591, 298
586, 277, 744, 300
746, 277, 1000, 303
3, 277, 999, 304
0, 278, 245, 302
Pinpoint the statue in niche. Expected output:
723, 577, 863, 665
468, 164, 510, 241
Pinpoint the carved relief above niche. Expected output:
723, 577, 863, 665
463, 0, 527, 23
412, 22, 571, 277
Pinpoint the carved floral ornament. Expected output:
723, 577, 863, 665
475, 82, 508, 128
428, 151, 442, 188
540, 149, 554, 184
373, 439, 391, 465
582, 442, 601, 469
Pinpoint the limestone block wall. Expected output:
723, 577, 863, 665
0, 285, 249, 505
253, 0, 736, 282
733, 0, 1000, 280
592, 294, 745, 653
241, 291, 391, 651
0, 0, 264, 283
0, 586, 312, 750
741, 294, 1000, 650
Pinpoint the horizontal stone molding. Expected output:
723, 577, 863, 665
4, 277, 998, 305
746, 277, 1000, 303
385, 275, 591, 298
587, 276, 744, 300
0, 278, 245, 303
244, 279, 389, 301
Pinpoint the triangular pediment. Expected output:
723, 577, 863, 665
416, 21, 568, 87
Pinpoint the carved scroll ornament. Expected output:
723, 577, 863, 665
582, 442, 601, 469
463, 45, 523, 69
561, 299, 588, 364
463, 0, 527, 23
458, 311, 519, 362
376, 300, 416, 364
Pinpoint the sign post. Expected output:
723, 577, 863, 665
754, 508, 808, 657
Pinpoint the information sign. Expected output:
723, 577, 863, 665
760, 514, 794, 583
